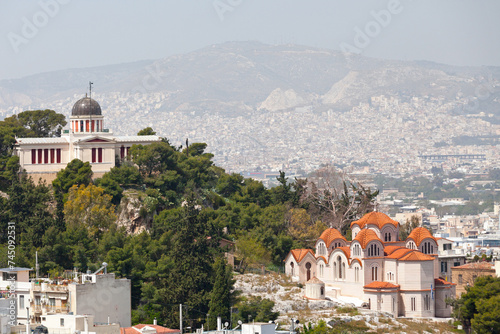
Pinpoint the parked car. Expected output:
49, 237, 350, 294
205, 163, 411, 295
33, 325, 48, 334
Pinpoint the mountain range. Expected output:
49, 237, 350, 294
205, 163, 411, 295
1, 41, 499, 120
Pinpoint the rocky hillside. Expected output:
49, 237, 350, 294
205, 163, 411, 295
234, 273, 459, 334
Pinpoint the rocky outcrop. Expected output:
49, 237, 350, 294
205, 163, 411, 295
115, 190, 149, 234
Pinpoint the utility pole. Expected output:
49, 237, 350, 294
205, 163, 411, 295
180, 304, 183, 334
26, 307, 30, 334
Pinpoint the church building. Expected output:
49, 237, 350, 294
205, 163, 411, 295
14, 95, 161, 182
284, 211, 456, 318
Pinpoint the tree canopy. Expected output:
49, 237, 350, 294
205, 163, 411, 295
0, 129, 384, 327
451, 276, 500, 334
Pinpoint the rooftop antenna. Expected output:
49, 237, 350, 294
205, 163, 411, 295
89, 81, 93, 133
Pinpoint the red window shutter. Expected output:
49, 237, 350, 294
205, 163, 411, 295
98, 148, 103, 163
91, 120, 95, 132
57, 149, 61, 163
32, 150, 36, 164
86, 120, 89, 132
38, 149, 42, 164
44, 149, 49, 164
50, 149, 55, 163
92, 148, 96, 163
120, 146, 125, 159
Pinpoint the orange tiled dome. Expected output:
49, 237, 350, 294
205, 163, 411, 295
350, 211, 399, 229
335, 246, 351, 258
318, 228, 346, 247
406, 227, 436, 247
353, 228, 382, 249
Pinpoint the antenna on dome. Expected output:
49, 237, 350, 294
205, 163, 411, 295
89, 81, 93, 132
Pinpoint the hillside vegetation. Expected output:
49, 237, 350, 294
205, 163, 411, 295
0, 116, 377, 327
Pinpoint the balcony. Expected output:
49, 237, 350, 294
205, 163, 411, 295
43, 305, 70, 314
32, 282, 69, 293
438, 249, 467, 257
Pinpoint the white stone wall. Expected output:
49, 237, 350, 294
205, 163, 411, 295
305, 283, 325, 299
298, 254, 316, 282
69, 274, 131, 327
434, 287, 454, 317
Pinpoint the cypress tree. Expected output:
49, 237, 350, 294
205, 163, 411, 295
208, 257, 234, 330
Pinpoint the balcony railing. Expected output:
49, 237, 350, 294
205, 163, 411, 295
438, 249, 466, 256
43, 305, 70, 313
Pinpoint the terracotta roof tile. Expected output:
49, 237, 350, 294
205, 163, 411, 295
399, 251, 434, 261
353, 229, 382, 249
336, 246, 351, 258
452, 262, 494, 270
384, 245, 405, 256
290, 249, 315, 263
306, 276, 324, 284
364, 281, 400, 289
350, 258, 363, 267
350, 212, 399, 229
386, 248, 414, 260
318, 228, 346, 247
406, 227, 436, 247
317, 256, 327, 263
434, 278, 456, 286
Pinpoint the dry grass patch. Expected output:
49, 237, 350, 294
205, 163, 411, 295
335, 306, 360, 316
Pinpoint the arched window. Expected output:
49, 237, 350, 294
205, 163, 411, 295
320, 287, 324, 296
334, 262, 337, 279
290, 262, 294, 276
337, 256, 342, 279
342, 262, 346, 280
371, 266, 378, 281
305, 262, 311, 281
353, 244, 360, 256
355, 267, 359, 282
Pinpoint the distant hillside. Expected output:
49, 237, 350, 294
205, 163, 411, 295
1, 41, 499, 120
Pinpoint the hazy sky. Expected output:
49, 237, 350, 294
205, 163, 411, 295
1, 0, 499, 80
